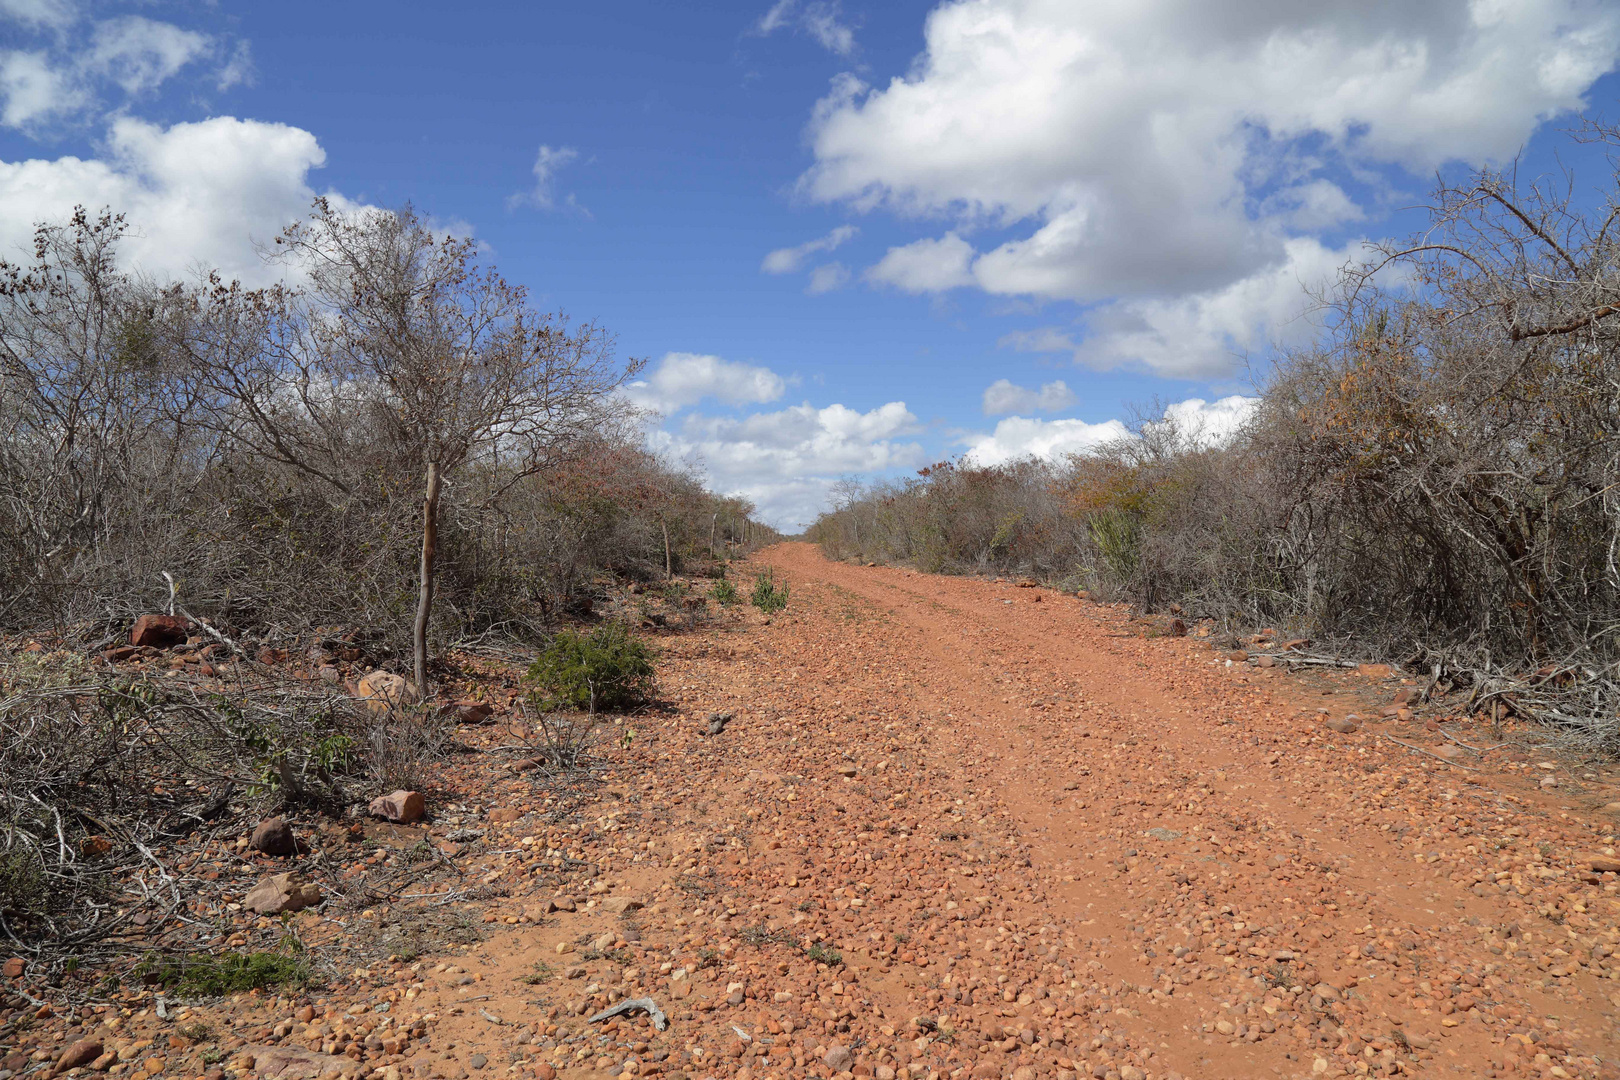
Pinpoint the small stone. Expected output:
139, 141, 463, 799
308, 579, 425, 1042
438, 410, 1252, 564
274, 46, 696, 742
57, 1040, 102, 1072
1118, 1068, 1145, 1080
1588, 854, 1620, 873
1540, 776, 1559, 789
243, 871, 323, 915
533, 1067, 555, 1080
467, 1055, 487, 1070
487, 807, 521, 825
1357, 663, 1392, 679
601, 897, 644, 914
822, 1045, 852, 1072
1228, 650, 1249, 662
1256, 655, 1275, 668
318, 666, 341, 685
1, 957, 22, 978
356, 670, 416, 715
1324, 716, 1360, 734
369, 790, 425, 823
1146, 827, 1181, 841
449, 700, 494, 724
130, 615, 188, 649
251, 817, 297, 856
837, 765, 858, 778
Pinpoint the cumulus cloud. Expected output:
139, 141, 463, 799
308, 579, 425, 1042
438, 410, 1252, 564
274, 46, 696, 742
509, 144, 581, 211
651, 399, 924, 528
761, 223, 857, 274
981, 378, 1076, 415
961, 395, 1259, 467
864, 232, 974, 292
1001, 238, 1364, 378
624, 352, 789, 415
808, 0, 1620, 373
0, 115, 347, 285
1157, 395, 1260, 445
0, 50, 84, 127
755, 0, 857, 57
962, 416, 1129, 467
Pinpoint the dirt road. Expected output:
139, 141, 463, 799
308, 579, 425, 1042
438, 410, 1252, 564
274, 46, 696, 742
15, 544, 1619, 1080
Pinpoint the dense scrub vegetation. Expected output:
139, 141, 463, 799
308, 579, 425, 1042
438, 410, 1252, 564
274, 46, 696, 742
812, 143, 1620, 743
0, 205, 777, 657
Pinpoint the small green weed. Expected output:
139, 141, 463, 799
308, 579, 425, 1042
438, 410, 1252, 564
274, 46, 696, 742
750, 571, 790, 614
805, 942, 843, 967
517, 961, 555, 985
138, 946, 317, 995
710, 578, 740, 606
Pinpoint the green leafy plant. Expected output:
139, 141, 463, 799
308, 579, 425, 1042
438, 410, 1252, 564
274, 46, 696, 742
526, 623, 656, 713
710, 577, 740, 606
137, 939, 317, 995
750, 571, 790, 614
805, 942, 843, 967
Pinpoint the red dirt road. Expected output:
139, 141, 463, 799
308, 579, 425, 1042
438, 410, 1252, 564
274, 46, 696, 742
17, 543, 1619, 1080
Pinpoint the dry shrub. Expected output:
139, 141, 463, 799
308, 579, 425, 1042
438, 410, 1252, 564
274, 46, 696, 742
812, 132, 1620, 745
0, 208, 780, 655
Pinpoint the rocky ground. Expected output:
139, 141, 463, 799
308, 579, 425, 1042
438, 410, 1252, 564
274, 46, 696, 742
4, 543, 1620, 1080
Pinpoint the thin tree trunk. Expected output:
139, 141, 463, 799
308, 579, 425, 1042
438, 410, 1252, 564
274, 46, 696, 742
661, 517, 672, 580
413, 460, 442, 699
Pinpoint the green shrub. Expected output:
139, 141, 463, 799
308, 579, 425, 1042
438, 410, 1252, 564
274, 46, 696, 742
750, 571, 790, 614
526, 623, 656, 713
138, 942, 317, 996
710, 577, 739, 606
805, 942, 843, 967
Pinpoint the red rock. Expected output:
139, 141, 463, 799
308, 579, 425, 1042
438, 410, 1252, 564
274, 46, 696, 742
357, 670, 416, 715
1357, 663, 1392, 678
2, 956, 23, 978
130, 614, 188, 649
1588, 854, 1620, 874
56, 1038, 102, 1072
243, 871, 322, 915
369, 790, 425, 823
448, 699, 494, 723
251, 817, 297, 856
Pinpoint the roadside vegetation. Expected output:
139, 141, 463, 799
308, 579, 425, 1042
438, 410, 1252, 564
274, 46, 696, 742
811, 133, 1620, 749
0, 199, 779, 961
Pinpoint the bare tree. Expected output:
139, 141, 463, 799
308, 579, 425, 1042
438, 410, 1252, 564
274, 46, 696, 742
172, 199, 636, 694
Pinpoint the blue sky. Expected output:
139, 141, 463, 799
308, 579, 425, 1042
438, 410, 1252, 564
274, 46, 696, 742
4, 0, 1620, 527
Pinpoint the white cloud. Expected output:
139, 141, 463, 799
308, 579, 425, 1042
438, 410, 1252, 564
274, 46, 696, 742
508, 144, 579, 211
1157, 395, 1260, 445
805, 0, 1620, 372
961, 395, 1260, 467
214, 39, 254, 92
806, 261, 850, 294
981, 378, 1076, 415
652, 399, 924, 528
85, 16, 209, 95
1000, 237, 1363, 378
865, 231, 974, 292
761, 223, 857, 274
756, 0, 856, 57
624, 352, 788, 415
0, 115, 347, 286
0, 50, 83, 127
0, 0, 75, 31
962, 416, 1129, 467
